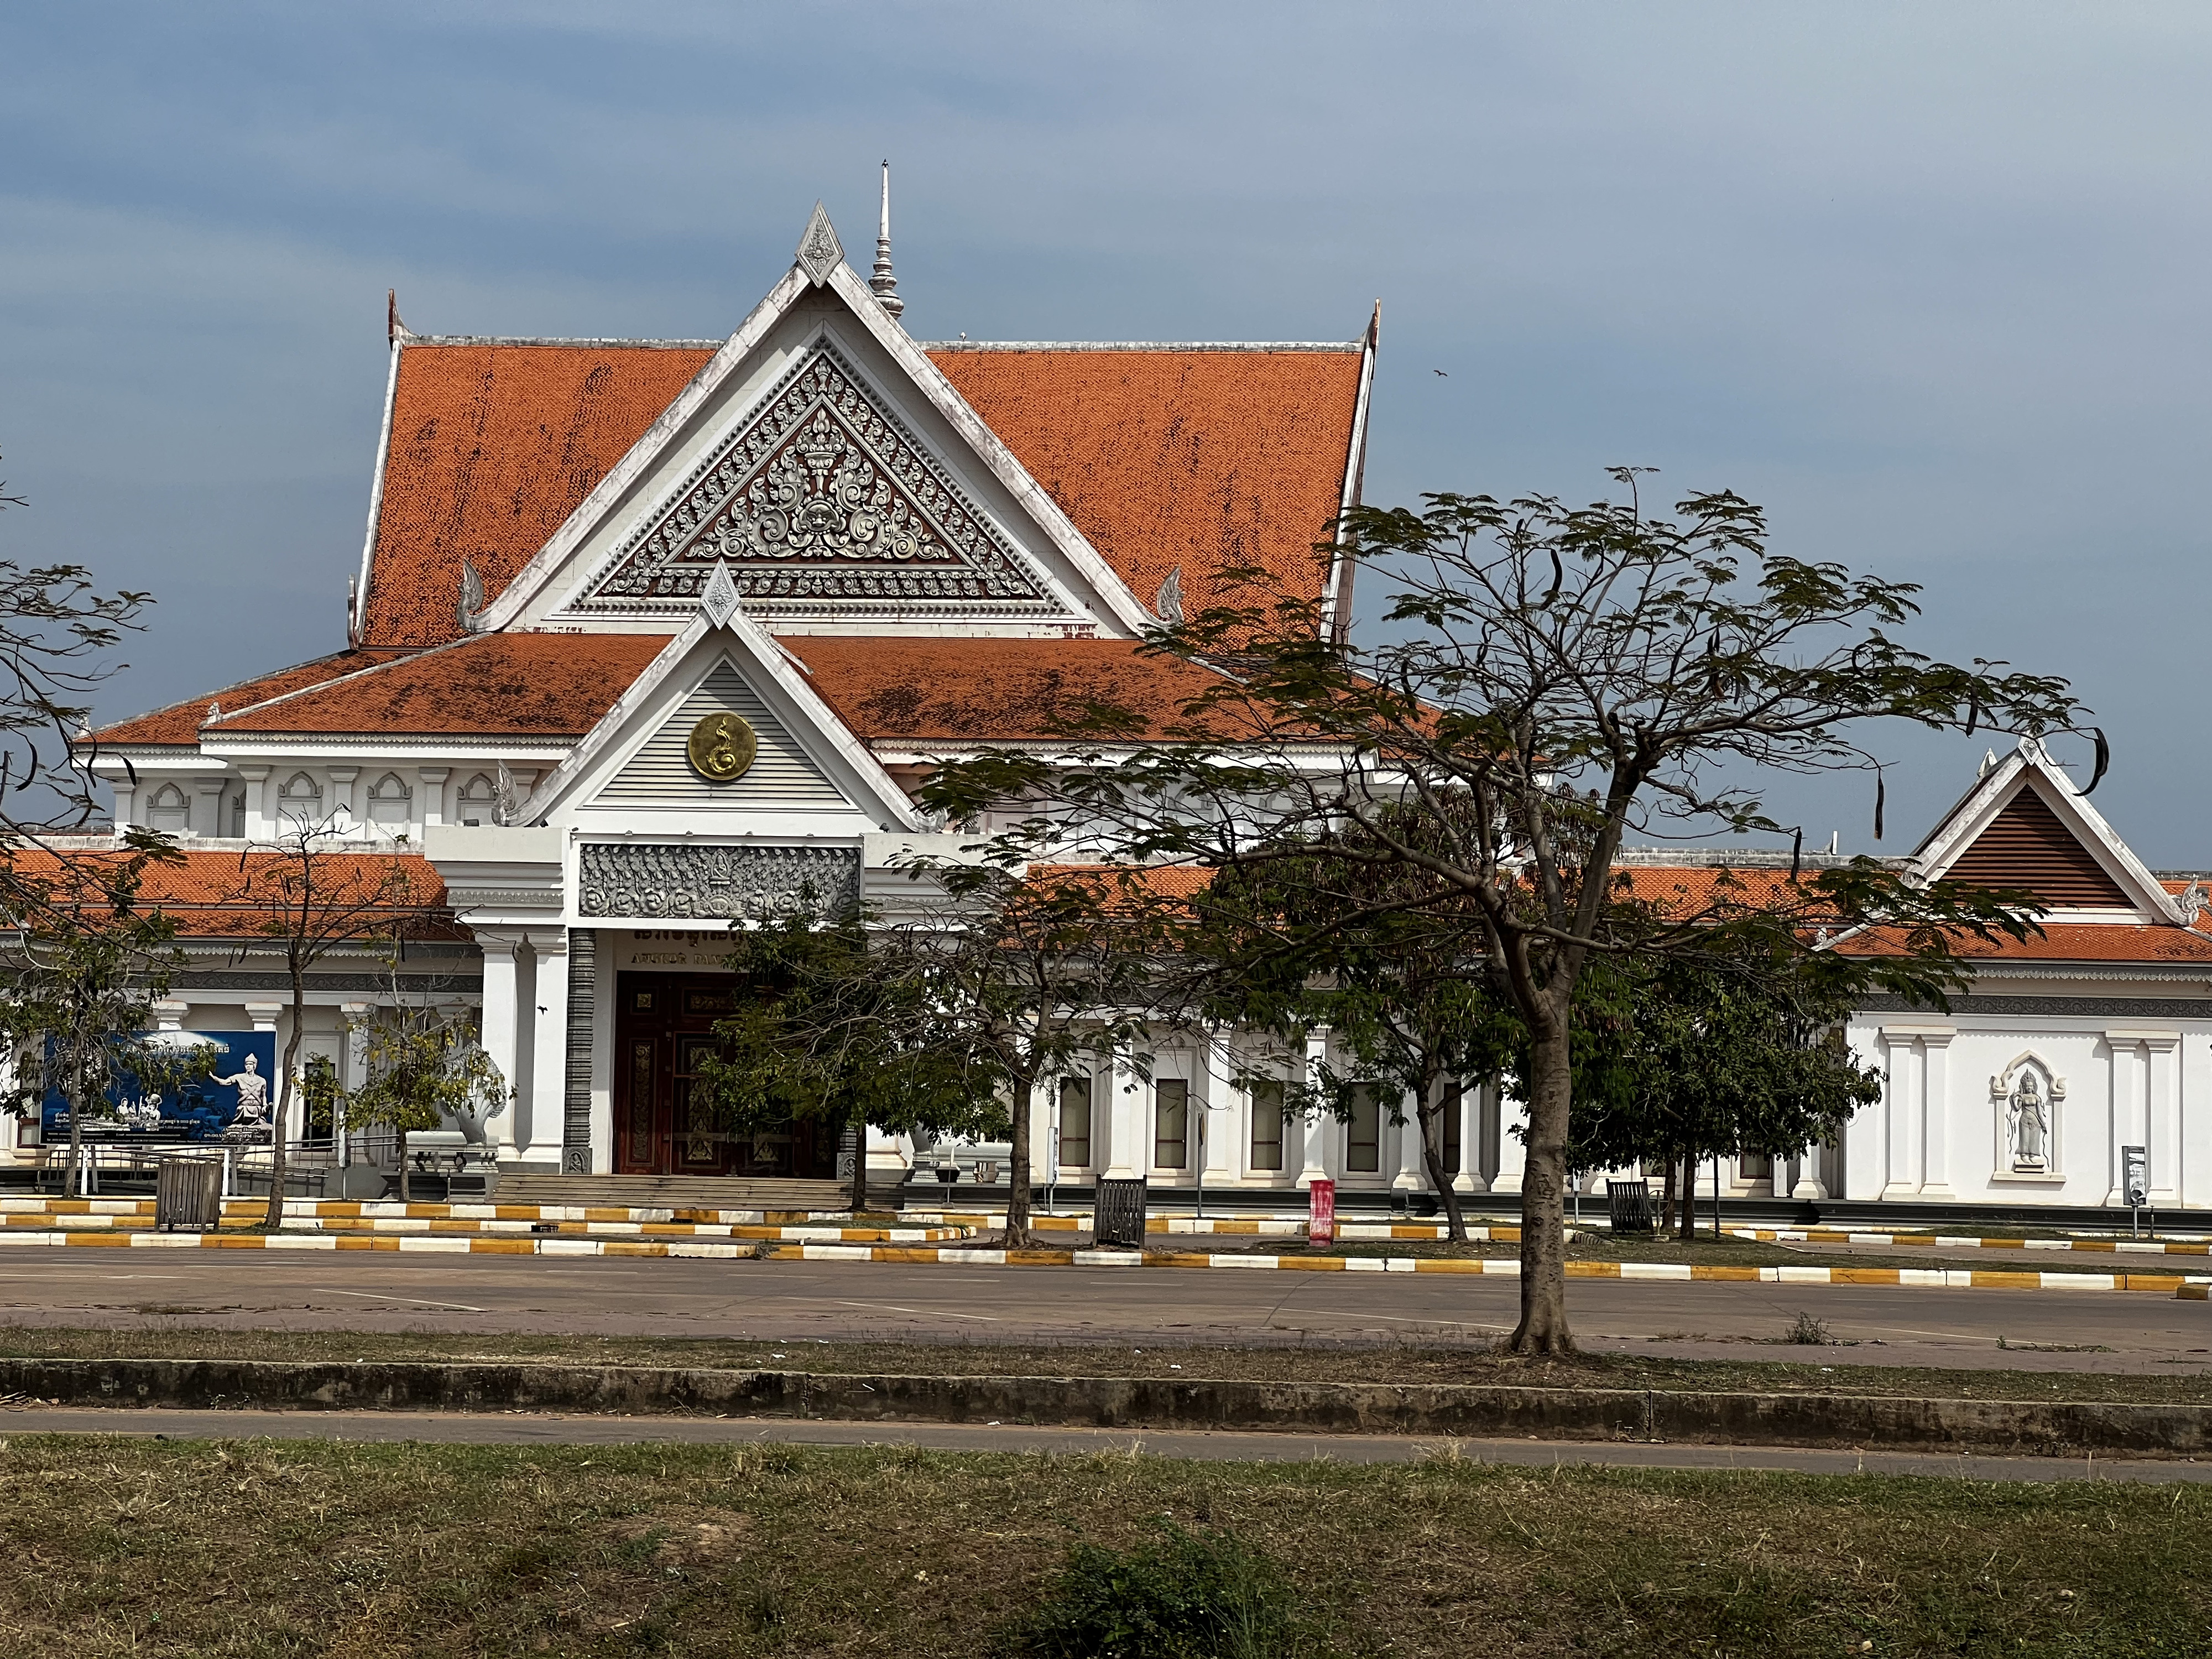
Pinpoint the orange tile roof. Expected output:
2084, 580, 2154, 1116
12, 848, 457, 940
210, 633, 668, 738
358, 341, 1364, 649
789, 636, 1250, 743
1610, 865, 1813, 916
361, 343, 718, 648
90, 651, 418, 748
931, 348, 1363, 618
1834, 921, 2212, 964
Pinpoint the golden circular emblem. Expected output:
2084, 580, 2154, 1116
685, 712, 757, 783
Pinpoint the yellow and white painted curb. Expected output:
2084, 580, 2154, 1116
1724, 1225, 2212, 1258
907, 1211, 1529, 1243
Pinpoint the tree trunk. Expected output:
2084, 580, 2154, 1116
1003, 1072, 1035, 1249
1659, 1156, 1676, 1233
1417, 1078, 1466, 1243
1507, 1014, 1575, 1354
1679, 1155, 1698, 1241
397, 1127, 410, 1203
263, 969, 305, 1230
848, 1118, 869, 1214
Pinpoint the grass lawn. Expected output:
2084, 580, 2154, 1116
2, 1325, 2210, 1405
0, 1437, 2204, 1656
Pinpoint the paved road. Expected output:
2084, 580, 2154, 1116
0, 1252, 2204, 1373
1, 1406, 2203, 1481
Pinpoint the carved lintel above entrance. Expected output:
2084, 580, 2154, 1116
577, 843, 860, 922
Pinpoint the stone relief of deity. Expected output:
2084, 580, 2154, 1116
1990, 1057, 2064, 1173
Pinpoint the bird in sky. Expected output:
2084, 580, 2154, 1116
1433, 368, 1448, 376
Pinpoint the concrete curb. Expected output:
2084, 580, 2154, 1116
1, 1358, 2205, 1457
1726, 1226, 2212, 1258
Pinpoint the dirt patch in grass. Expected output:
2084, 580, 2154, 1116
0, 1437, 2205, 1656
1, 1324, 2210, 1406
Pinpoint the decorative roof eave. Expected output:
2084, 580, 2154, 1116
516, 593, 926, 834
1909, 736, 2182, 924
1318, 301, 1380, 648
473, 233, 1160, 640
353, 338, 404, 650
197, 736, 578, 758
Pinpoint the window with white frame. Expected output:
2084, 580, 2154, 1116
1153, 1077, 1188, 1170
145, 784, 189, 833
1057, 1074, 1093, 1168
366, 772, 413, 837
275, 771, 323, 830
457, 772, 497, 826
1248, 1078, 1285, 1172
1347, 1084, 1381, 1173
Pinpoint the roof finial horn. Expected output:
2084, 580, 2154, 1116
872, 160, 905, 322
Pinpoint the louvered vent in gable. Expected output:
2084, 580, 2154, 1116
1945, 782, 2130, 907
594, 662, 846, 807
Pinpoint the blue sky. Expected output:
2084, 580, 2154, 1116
4, 3, 2207, 859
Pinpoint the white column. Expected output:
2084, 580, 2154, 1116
339, 1000, 372, 1166
150, 999, 188, 1033
525, 930, 568, 1165
1918, 1031, 1955, 1198
1491, 1087, 1527, 1194
239, 767, 271, 842
1454, 1081, 1486, 1193
109, 778, 137, 831
2104, 1029, 2173, 1206
417, 768, 451, 835
1393, 1086, 1425, 1191
1877, 1025, 1953, 1200
1295, 1030, 1329, 1188
1104, 1045, 1142, 1178
326, 766, 359, 837
477, 933, 522, 1161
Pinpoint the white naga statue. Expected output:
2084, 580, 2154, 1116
212, 1053, 273, 1132
2007, 1070, 2051, 1171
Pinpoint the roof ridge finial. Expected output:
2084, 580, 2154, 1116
872, 160, 905, 322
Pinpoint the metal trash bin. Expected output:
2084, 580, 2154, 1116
1606, 1178, 1655, 1235
155, 1157, 223, 1233
1094, 1177, 1148, 1247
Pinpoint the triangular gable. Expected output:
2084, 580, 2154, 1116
473, 214, 1157, 639
1911, 738, 2178, 920
521, 596, 923, 832
593, 659, 844, 808
576, 340, 1057, 620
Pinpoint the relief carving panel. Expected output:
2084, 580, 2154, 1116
577, 843, 860, 921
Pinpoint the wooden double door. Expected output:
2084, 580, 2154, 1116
612, 972, 836, 1178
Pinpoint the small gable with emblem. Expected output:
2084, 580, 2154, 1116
594, 661, 845, 808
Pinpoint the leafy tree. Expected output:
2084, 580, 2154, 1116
1562, 940, 1881, 1238
340, 1000, 508, 1203
924, 477, 2070, 1352
221, 821, 435, 1228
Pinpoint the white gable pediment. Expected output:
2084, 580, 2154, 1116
476, 212, 1155, 639
594, 658, 844, 808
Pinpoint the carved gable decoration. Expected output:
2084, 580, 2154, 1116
578, 345, 1057, 620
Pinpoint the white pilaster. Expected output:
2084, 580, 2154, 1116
524, 930, 568, 1165
195, 778, 228, 838
2104, 1029, 2174, 1206
1296, 1030, 1329, 1189
418, 768, 451, 834
326, 766, 360, 836
339, 1000, 372, 1165
1103, 1046, 1141, 1179
1393, 1086, 1425, 1191
1198, 1039, 1233, 1185
239, 767, 271, 842
1918, 1031, 1955, 1198
477, 933, 522, 1161
242, 1001, 288, 1140
2147, 1034, 2179, 1201
109, 778, 137, 831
